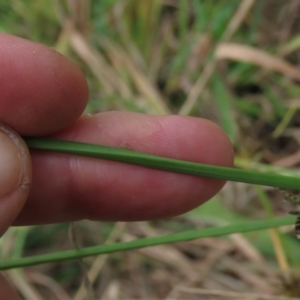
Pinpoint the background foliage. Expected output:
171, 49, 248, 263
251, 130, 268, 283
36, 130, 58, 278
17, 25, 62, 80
1, 0, 300, 299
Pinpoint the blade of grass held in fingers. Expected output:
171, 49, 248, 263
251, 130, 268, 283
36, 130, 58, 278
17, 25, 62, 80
0, 216, 295, 270
24, 137, 300, 190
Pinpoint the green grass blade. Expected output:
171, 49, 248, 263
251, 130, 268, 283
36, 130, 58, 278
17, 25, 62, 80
0, 216, 294, 270
25, 137, 300, 190
212, 73, 238, 144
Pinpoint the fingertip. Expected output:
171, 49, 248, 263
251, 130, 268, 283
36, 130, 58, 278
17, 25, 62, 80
0, 33, 88, 135
156, 115, 234, 168
76, 113, 235, 220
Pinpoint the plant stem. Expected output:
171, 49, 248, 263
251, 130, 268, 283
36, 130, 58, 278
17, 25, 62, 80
0, 216, 294, 270
25, 137, 300, 190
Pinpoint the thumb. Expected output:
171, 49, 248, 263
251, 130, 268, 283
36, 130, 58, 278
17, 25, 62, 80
0, 123, 31, 236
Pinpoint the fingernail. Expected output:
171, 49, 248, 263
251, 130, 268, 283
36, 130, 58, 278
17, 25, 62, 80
0, 127, 23, 198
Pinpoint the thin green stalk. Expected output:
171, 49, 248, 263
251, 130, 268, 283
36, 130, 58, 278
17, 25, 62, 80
256, 186, 275, 219
24, 137, 300, 190
0, 216, 295, 270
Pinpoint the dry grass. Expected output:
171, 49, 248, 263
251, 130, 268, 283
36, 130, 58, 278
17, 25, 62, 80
2, 0, 300, 299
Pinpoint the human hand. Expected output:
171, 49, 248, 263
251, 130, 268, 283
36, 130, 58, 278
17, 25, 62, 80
0, 33, 233, 298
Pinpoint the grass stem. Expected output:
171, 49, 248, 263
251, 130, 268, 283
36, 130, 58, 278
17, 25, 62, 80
25, 137, 300, 190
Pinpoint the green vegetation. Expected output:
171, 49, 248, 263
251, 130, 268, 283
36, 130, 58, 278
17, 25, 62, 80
2, 1, 300, 298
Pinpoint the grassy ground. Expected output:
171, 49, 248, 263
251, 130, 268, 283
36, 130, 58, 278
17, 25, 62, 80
1, 0, 300, 299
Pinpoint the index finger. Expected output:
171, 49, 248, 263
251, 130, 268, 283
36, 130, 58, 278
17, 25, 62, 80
0, 33, 88, 135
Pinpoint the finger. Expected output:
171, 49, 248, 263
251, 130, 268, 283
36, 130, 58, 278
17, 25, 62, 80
0, 273, 21, 300
0, 33, 88, 136
15, 112, 234, 224
0, 124, 31, 236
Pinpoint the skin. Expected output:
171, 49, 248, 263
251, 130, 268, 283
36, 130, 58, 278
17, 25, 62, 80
0, 33, 234, 298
